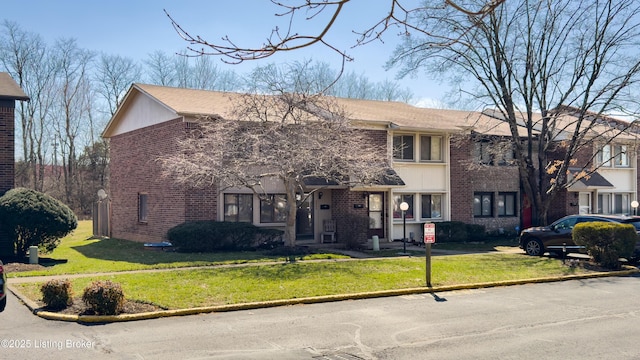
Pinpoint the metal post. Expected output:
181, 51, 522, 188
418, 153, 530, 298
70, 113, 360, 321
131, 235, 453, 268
403, 209, 407, 254
426, 243, 432, 287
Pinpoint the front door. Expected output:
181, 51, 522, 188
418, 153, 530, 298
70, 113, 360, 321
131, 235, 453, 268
368, 193, 385, 239
296, 194, 314, 239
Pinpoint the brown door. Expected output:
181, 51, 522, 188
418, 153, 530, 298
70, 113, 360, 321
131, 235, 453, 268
368, 193, 385, 239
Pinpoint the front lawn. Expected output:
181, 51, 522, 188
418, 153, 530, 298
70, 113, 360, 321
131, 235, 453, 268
7, 220, 349, 277
13, 253, 595, 310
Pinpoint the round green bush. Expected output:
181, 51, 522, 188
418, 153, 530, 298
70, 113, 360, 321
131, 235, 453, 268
0, 188, 77, 257
573, 222, 638, 269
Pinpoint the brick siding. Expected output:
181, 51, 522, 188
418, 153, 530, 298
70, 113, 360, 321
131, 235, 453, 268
109, 119, 217, 243
0, 100, 15, 257
450, 136, 521, 233
0, 101, 14, 195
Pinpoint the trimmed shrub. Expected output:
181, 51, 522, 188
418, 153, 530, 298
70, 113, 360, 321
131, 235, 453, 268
254, 228, 285, 250
167, 221, 281, 252
466, 224, 487, 242
573, 222, 638, 269
41, 279, 73, 310
339, 213, 370, 250
82, 280, 125, 315
0, 187, 77, 257
435, 221, 469, 242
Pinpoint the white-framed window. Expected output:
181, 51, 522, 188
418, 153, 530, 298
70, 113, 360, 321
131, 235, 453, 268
260, 194, 287, 223
598, 192, 632, 214
224, 194, 253, 222
597, 193, 612, 214
420, 135, 442, 161
138, 193, 148, 223
393, 135, 414, 161
393, 194, 414, 219
614, 145, 628, 167
421, 194, 443, 219
597, 144, 629, 168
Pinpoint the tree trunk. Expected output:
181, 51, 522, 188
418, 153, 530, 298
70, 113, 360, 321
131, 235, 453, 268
283, 177, 298, 247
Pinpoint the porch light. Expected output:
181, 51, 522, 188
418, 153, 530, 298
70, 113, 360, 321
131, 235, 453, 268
400, 202, 409, 254
632, 200, 638, 216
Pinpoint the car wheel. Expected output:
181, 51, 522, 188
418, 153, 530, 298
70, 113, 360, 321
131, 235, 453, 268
524, 238, 544, 256
0, 296, 6, 312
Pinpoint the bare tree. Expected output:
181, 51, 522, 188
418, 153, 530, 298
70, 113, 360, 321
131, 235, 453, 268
158, 88, 390, 247
95, 53, 141, 117
51, 38, 95, 208
165, 0, 505, 65
0, 21, 58, 192
387, 0, 640, 224
144, 50, 176, 86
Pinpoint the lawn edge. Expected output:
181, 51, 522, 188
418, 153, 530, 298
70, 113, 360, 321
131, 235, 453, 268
8, 266, 638, 323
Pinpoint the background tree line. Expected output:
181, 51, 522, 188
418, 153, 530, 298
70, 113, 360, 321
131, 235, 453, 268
0, 20, 413, 217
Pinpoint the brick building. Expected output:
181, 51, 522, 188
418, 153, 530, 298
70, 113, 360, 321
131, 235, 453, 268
0, 72, 29, 258
103, 83, 639, 244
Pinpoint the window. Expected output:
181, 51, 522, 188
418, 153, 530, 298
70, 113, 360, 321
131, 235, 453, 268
224, 194, 253, 222
474, 140, 514, 165
393, 135, 414, 160
474, 141, 492, 165
421, 194, 442, 219
420, 135, 442, 161
614, 193, 630, 214
138, 193, 148, 223
498, 192, 516, 217
393, 194, 414, 219
614, 145, 628, 167
473, 192, 493, 217
260, 194, 287, 223
598, 193, 612, 214
599, 144, 629, 167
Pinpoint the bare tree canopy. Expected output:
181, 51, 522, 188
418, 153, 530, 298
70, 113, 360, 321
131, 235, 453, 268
164, 0, 506, 65
158, 82, 391, 246
388, 0, 640, 224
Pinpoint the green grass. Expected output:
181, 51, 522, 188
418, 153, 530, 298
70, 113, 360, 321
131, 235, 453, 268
8, 221, 348, 277
9, 221, 605, 310
14, 253, 589, 309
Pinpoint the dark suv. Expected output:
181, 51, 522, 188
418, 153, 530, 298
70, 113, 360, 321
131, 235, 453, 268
0, 260, 6, 312
519, 214, 640, 257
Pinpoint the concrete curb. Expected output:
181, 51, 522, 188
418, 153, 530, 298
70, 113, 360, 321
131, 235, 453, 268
9, 266, 638, 324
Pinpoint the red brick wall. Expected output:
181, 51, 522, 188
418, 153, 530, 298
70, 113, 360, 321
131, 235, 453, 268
450, 136, 521, 233
0, 100, 15, 257
109, 119, 217, 243
330, 129, 387, 240
0, 101, 15, 195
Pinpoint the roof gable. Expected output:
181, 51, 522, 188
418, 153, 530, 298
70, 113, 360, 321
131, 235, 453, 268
0, 72, 29, 101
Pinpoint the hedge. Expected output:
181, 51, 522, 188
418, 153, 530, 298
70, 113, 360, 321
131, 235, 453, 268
573, 221, 638, 269
167, 221, 283, 252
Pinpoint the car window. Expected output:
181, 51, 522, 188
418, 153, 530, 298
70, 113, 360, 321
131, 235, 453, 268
554, 217, 578, 230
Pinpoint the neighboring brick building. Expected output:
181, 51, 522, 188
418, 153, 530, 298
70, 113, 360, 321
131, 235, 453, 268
103, 83, 639, 244
0, 72, 29, 258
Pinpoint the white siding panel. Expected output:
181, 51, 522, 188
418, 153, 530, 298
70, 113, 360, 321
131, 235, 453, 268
109, 93, 180, 136
599, 168, 635, 192
395, 164, 447, 192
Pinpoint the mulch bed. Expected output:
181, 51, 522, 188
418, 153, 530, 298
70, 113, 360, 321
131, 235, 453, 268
5, 261, 165, 315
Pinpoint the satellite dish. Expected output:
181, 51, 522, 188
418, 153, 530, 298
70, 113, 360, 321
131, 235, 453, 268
97, 189, 108, 200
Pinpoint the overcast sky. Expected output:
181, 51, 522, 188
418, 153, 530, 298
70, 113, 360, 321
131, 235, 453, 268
3, 0, 449, 107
